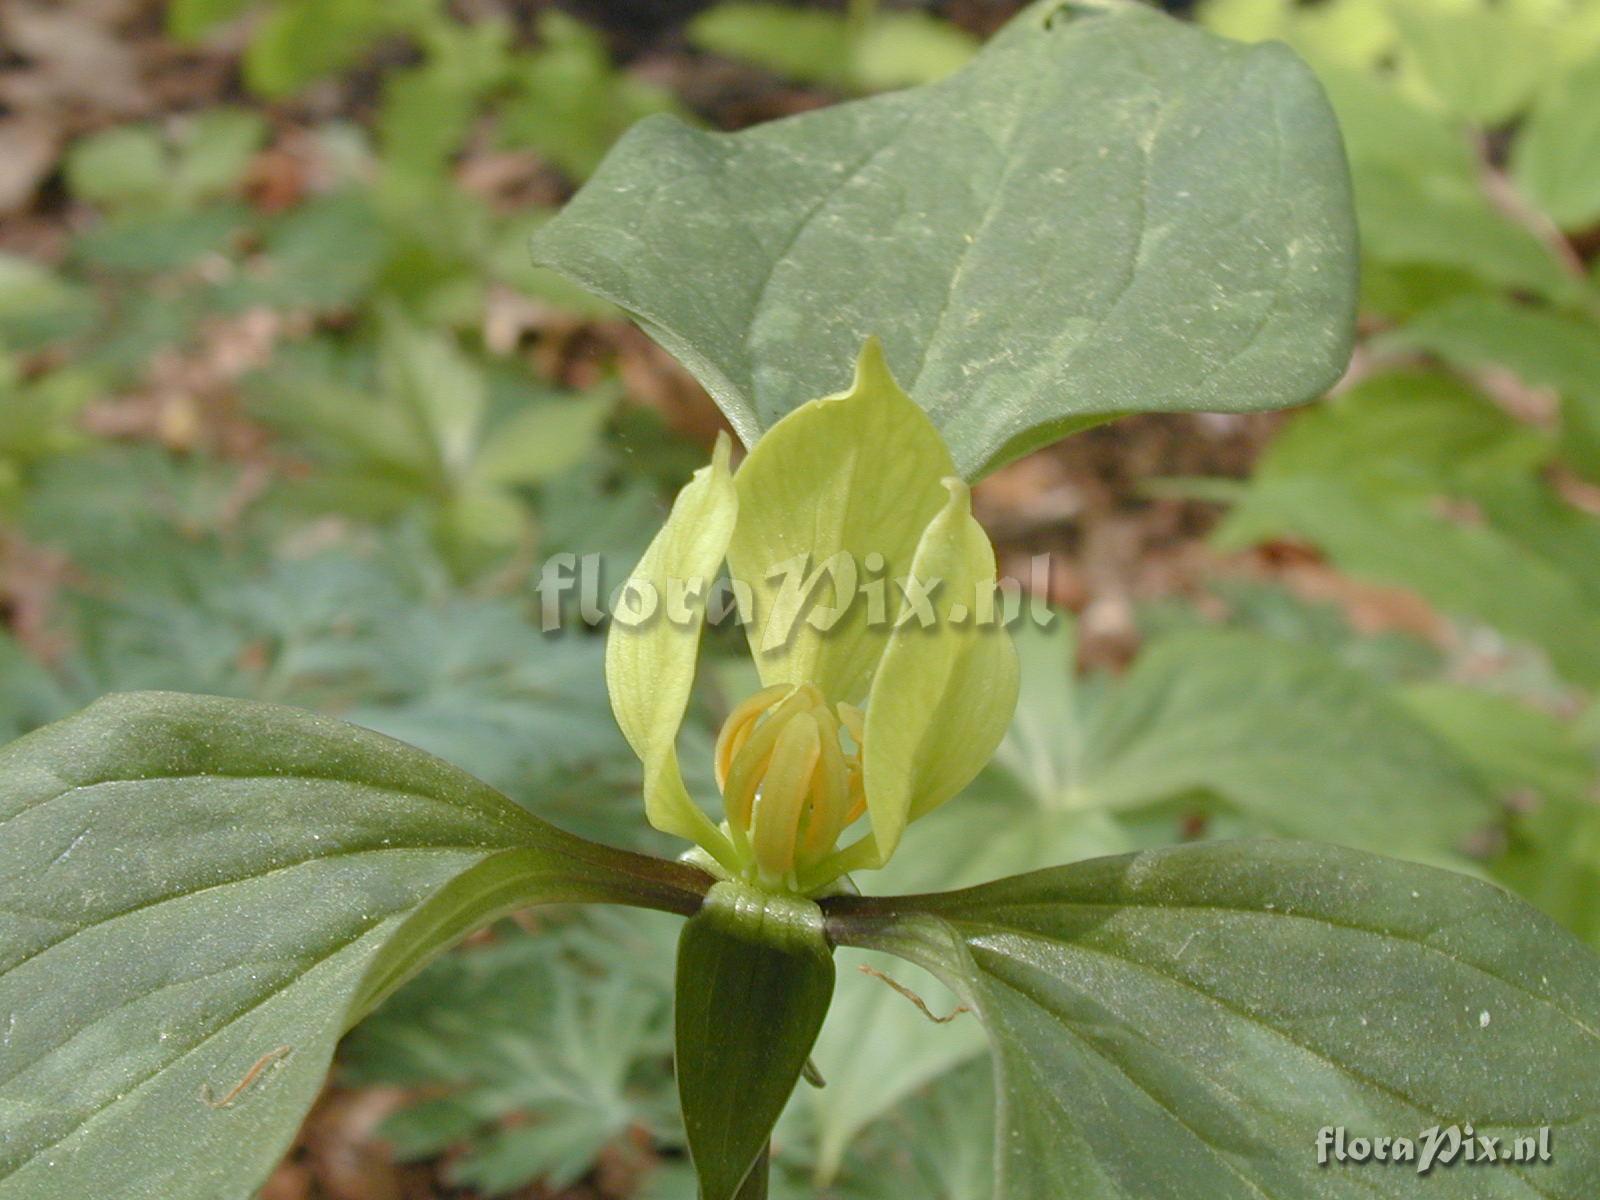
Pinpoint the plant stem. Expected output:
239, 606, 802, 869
735, 1146, 771, 1200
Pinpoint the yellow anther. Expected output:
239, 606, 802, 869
713, 683, 790, 792
715, 684, 868, 885
750, 711, 821, 879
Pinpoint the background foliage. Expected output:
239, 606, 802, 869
0, 0, 1597, 1195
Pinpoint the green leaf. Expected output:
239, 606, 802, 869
1400, 684, 1600, 948
1314, 64, 1478, 182
1024, 625, 1495, 861
1224, 369, 1548, 501
218, 194, 389, 313
676, 882, 834, 1200
171, 109, 267, 206
64, 127, 167, 209
0, 692, 707, 1200
804, 795, 1127, 1182
166, 0, 256, 41
607, 434, 740, 859
1376, 296, 1600, 406
1217, 477, 1600, 689
244, 0, 428, 98
828, 1057, 995, 1200
827, 840, 1600, 1199
472, 391, 610, 487
854, 12, 979, 90
1388, 1, 1555, 125
344, 909, 678, 1194
379, 309, 487, 480
688, 3, 856, 89
687, 4, 977, 92
73, 207, 249, 274
0, 257, 96, 352
1354, 163, 1584, 304
1215, 368, 1600, 687
532, 1, 1357, 478
499, 11, 681, 181
1513, 53, 1600, 230
1566, 389, 1600, 484
1401, 683, 1594, 807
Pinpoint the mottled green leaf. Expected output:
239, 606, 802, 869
533, 1, 1357, 477
0, 692, 706, 1200
828, 840, 1600, 1199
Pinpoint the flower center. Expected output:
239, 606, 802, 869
714, 683, 865, 886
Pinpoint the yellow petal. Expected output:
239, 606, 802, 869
606, 432, 739, 863
725, 338, 957, 704
855, 478, 1019, 869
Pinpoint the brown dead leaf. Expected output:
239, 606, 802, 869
299, 1086, 414, 1200
0, 115, 61, 213
0, 0, 146, 118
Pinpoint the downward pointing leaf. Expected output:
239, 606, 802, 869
531, 1, 1357, 478
0, 693, 707, 1200
827, 840, 1600, 1199
676, 883, 834, 1200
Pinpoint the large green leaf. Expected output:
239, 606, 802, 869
827, 840, 1600, 1199
530, 1, 1357, 478
0, 692, 708, 1200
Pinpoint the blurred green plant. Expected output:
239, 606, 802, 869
1183, 0, 1600, 979
247, 311, 613, 572
343, 909, 681, 1194
1202, 0, 1600, 459
1, 2, 1598, 1197
689, 0, 978, 92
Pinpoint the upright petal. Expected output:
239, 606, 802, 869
856, 478, 1019, 869
607, 432, 740, 863
726, 339, 957, 703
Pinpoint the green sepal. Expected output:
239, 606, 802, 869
675, 881, 835, 1200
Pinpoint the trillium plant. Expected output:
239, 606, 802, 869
3, 4, 1597, 1200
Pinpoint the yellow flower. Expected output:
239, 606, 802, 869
606, 340, 1019, 893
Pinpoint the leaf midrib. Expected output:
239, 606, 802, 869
929, 897, 1600, 1046
1, 842, 496, 980
0, 768, 530, 839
